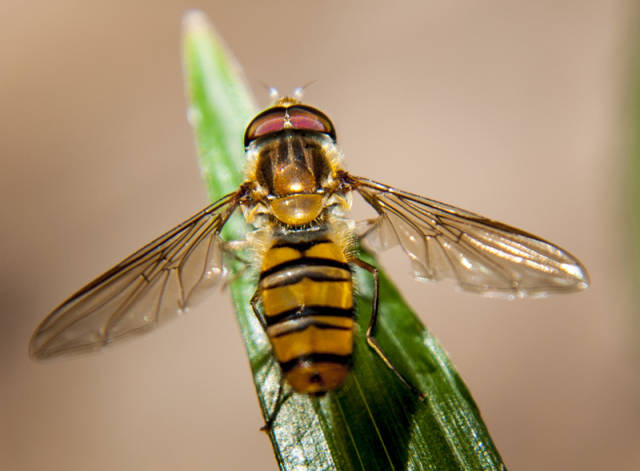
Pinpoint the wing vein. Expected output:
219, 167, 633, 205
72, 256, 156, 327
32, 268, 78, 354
349, 174, 588, 297
30, 190, 242, 358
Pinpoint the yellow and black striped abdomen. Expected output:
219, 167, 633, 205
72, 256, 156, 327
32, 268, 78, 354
259, 238, 354, 395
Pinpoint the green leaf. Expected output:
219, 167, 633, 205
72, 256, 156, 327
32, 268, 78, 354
182, 10, 506, 471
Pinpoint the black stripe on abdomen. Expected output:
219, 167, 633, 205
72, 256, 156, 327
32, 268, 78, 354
259, 257, 350, 281
280, 353, 352, 373
271, 319, 352, 338
265, 305, 354, 327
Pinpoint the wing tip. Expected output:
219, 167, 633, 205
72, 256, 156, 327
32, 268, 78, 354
28, 332, 47, 361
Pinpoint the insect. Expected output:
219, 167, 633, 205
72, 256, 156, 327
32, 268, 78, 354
30, 94, 589, 428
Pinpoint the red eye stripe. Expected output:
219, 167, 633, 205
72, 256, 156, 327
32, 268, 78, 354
244, 104, 337, 147
252, 113, 286, 136
244, 108, 287, 146
288, 106, 336, 140
287, 107, 330, 133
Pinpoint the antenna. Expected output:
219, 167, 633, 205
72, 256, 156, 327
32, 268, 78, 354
292, 80, 317, 101
258, 81, 280, 103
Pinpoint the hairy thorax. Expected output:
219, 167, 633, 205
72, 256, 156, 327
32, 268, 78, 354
242, 131, 349, 228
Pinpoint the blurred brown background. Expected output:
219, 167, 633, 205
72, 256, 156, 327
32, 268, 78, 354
1, 1, 637, 470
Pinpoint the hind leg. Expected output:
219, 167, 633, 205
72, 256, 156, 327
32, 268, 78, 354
352, 258, 426, 400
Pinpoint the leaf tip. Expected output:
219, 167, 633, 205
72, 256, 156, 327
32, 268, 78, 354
181, 9, 210, 35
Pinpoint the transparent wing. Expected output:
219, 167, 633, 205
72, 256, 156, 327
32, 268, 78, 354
350, 175, 589, 298
30, 191, 242, 359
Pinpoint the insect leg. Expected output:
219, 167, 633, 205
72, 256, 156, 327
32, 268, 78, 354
352, 258, 426, 401
223, 239, 253, 265
250, 289, 268, 333
260, 374, 292, 432
220, 255, 251, 291
250, 289, 293, 431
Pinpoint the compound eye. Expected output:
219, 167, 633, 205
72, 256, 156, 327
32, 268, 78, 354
244, 108, 287, 146
244, 104, 337, 147
288, 106, 336, 141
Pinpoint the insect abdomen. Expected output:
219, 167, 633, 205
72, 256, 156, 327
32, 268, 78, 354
259, 238, 354, 395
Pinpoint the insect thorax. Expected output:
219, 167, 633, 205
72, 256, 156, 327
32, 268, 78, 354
243, 131, 348, 227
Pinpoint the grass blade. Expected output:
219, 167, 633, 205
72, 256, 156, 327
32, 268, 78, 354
182, 10, 506, 470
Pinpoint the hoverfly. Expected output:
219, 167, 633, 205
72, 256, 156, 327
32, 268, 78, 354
30, 94, 589, 428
